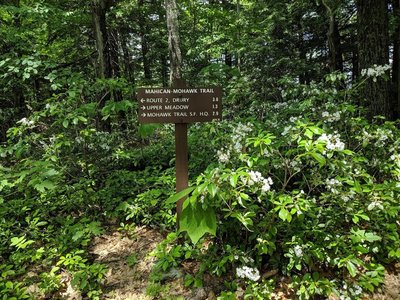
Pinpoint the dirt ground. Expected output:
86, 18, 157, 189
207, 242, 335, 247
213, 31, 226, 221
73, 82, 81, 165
90, 226, 192, 300
369, 263, 400, 300
38, 226, 397, 300
88, 227, 400, 300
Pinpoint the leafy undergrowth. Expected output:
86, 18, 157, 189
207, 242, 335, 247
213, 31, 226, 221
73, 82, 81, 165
0, 73, 399, 299
13, 224, 400, 300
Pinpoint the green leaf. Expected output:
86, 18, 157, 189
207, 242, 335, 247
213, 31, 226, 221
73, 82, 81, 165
354, 180, 362, 193
10, 236, 34, 249
310, 126, 323, 134
10, 236, 24, 246
34, 180, 55, 193
229, 174, 238, 187
165, 187, 195, 205
304, 129, 313, 139
207, 183, 218, 198
240, 193, 249, 200
352, 215, 359, 224
72, 231, 84, 241
232, 211, 255, 230
310, 152, 326, 167
87, 221, 103, 235
179, 201, 216, 244
342, 149, 353, 155
346, 261, 357, 277
364, 232, 381, 242
278, 208, 290, 222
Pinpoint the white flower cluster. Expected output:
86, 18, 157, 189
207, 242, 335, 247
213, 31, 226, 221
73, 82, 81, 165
352, 285, 363, 296
17, 117, 35, 127
361, 128, 393, 147
368, 200, 384, 211
361, 129, 373, 143
326, 178, 342, 194
75, 136, 84, 144
322, 111, 341, 122
294, 245, 303, 257
361, 64, 391, 82
244, 170, 273, 193
318, 133, 345, 151
390, 154, 400, 168
342, 191, 355, 203
289, 159, 301, 173
375, 128, 393, 147
281, 125, 294, 136
273, 102, 288, 109
232, 122, 253, 153
217, 149, 230, 163
339, 283, 362, 300
216, 122, 253, 164
236, 266, 260, 281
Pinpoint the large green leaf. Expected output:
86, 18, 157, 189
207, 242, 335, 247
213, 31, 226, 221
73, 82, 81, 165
179, 198, 216, 244
34, 180, 56, 193
165, 187, 195, 205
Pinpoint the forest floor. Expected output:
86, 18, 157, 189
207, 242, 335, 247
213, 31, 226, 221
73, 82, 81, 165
59, 226, 400, 300
89, 227, 189, 300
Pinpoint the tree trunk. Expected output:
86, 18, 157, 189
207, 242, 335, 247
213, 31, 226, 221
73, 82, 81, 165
352, 42, 359, 81
138, 0, 152, 82
165, 0, 182, 83
357, 0, 392, 119
392, 0, 400, 119
225, 50, 232, 67
165, 0, 186, 228
322, 0, 343, 72
92, 0, 112, 80
92, 0, 112, 130
109, 29, 123, 102
120, 29, 135, 84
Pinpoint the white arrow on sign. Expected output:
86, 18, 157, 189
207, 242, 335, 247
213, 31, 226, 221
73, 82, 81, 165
141, 106, 146, 110
141, 113, 146, 117
140, 99, 145, 103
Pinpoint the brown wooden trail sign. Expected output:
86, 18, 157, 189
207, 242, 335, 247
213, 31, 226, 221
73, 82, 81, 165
137, 84, 222, 227
138, 87, 222, 123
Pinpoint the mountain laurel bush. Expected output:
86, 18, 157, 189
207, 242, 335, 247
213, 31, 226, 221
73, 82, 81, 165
176, 80, 400, 299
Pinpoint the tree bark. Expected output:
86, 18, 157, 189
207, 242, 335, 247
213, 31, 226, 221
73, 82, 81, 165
109, 29, 123, 102
392, 0, 400, 119
357, 0, 392, 119
92, 0, 113, 130
120, 29, 135, 84
165, 0, 182, 82
351, 42, 359, 81
138, 0, 152, 82
165, 0, 186, 228
322, 0, 343, 72
92, 0, 112, 80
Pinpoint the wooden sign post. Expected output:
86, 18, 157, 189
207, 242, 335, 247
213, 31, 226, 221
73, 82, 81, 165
153, 0, 221, 227
137, 83, 222, 225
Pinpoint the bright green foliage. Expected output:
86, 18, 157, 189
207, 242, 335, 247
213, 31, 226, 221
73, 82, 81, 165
179, 195, 217, 244
162, 74, 399, 299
